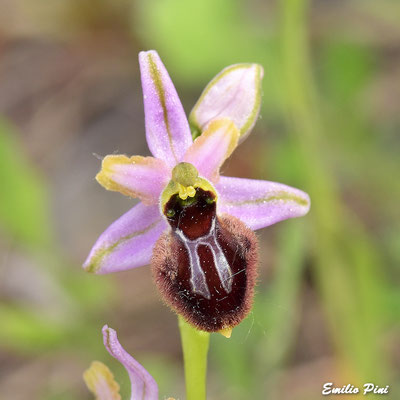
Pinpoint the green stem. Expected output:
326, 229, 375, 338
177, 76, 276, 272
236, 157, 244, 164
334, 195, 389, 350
178, 316, 210, 400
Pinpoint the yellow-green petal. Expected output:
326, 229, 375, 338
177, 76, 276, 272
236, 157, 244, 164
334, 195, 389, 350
190, 63, 264, 142
83, 361, 121, 400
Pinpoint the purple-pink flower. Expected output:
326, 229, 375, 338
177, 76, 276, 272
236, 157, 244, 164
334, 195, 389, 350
84, 325, 161, 400
83, 50, 310, 332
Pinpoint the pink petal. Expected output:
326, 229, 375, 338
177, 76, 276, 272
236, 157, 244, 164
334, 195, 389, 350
183, 118, 239, 182
96, 155, 170, 205
103, 325, 158, 400
217, 176, 310, 230
139, 50, 192, 168
83, 203, 167, 274
189, 64, 264, 142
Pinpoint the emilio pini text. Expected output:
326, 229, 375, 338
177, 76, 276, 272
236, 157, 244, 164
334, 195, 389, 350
322, 383, 389, 396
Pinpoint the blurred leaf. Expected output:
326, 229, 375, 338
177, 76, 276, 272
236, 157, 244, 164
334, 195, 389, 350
142, 355, 183, 400
42, 392, 78, 400
320, 41, 376, 106
255, 220, 307, 372
0, 119, 52, 248
359, 0, 400, 28
135, 0, 261, 82
60, 267, 113, 312
0, 304, 68, 353
0, 301, 109, 358
210, 319, 256, 399
279, 0, 390, 384
0, 120, 116, 360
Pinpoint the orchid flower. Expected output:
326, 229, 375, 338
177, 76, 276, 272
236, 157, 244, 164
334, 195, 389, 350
83, 50, 310, 334
84, 325, 170, 400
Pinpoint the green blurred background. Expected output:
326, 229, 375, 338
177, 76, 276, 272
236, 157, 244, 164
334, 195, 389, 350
0, 0, 399, 399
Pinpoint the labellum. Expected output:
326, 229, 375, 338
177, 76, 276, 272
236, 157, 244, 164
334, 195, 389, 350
152, 163, 258, 332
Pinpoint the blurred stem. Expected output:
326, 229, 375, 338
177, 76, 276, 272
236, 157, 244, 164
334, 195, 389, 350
179, 316, 210, 400
279, 0, 387, 384
259, 221, 307, 366
254, 220, 307, 398
280, 0, 338, 208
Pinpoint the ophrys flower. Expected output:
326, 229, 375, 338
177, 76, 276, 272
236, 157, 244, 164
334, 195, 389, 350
84, 50, 310, 333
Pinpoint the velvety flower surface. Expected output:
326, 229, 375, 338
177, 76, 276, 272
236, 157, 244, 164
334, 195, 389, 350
84, 325, 162, 400
84, 50, 310, 332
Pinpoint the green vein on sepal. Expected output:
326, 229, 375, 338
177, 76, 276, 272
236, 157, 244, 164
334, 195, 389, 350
147, 53, 179, 162
85, 218, 162, 273
224, 191, 309, 207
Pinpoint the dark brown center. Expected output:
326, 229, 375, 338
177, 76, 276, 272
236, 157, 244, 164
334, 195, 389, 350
157, 188, 256, 331
164, 188, 216, 240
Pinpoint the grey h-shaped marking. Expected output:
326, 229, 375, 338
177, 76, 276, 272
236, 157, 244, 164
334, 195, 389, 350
176, 219, 233, 300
